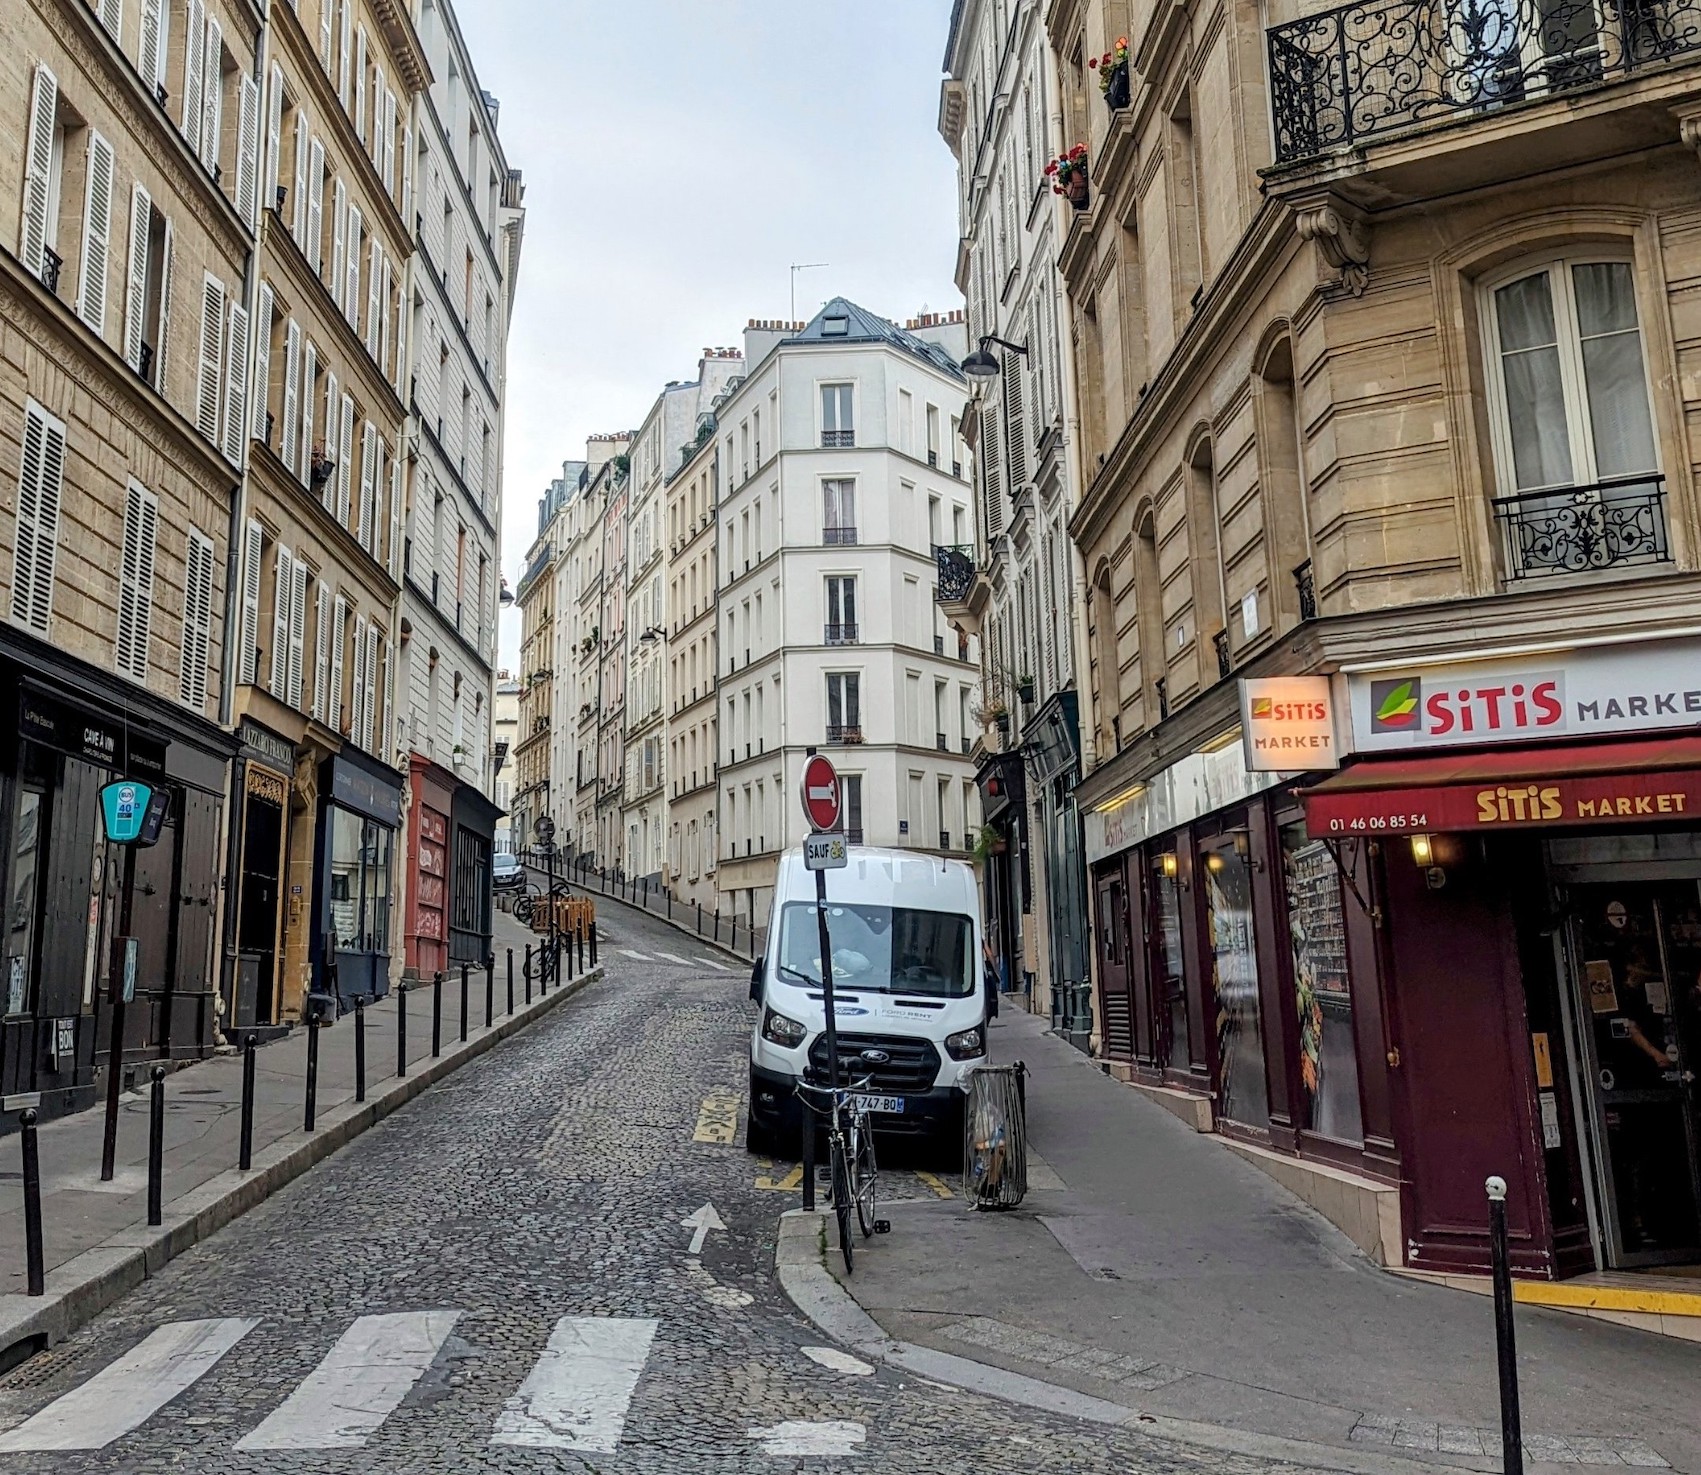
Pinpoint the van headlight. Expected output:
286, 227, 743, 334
944, 1026, 985, 1061
761, 1008, 807, 1048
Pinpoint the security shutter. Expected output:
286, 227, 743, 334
201, 15, 223, 172
11, 400, 67, 635
280, 318, 301, 475
181, 0, 205, 153
270, 545, 292, 696
236, 73, 259, 227
287, 557, 307, 710
77, 132, 116, 336
123, 184, 152, 371
179, 527, 215, 711
21, 65, 58, 278
337, 393, 354, 521
251, 282, 273, 442
239, 519, 262, 684
222, 300, 249, 464
313, 580, 330, 722
116, 481, 160, 683
195, 273, 225, 442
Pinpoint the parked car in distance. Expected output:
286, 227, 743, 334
492, 852, 525, 891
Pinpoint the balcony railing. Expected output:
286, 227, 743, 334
1494, 474, 1671, 580
1214, 628, 1232, 680
825, 623, 859, 645
846, 827, 865, 845
823, 525, 858, 545
936, 732, 948, 752
822, 430, 855, 448
41, 247, 62, 296
1296, 560, 1318, 621
939, 830, 952, 850
826, 725, 864, 744
1267, 0, 1701, 163
934, 543, 976, 603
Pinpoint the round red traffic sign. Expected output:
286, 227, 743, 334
800, 754, 841, 832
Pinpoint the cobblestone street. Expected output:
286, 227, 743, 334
0, 902, 1319, 1474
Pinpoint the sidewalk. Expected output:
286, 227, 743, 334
830, 1009, 1701, 1474
0, 911, 598, 1355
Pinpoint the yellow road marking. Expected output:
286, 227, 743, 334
693, 1089, 742, 1145
915, 1170, 955, 1200
754, 1162, 804, 1192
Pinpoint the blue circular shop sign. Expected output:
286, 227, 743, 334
100, 780, 167, 845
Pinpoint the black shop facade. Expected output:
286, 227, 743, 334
1083, 636, 1701, 1281
0, 630, 235, 1128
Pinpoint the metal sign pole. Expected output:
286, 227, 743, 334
814, 865, 839, 1100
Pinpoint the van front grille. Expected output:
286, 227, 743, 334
808, 1032, 941, 1094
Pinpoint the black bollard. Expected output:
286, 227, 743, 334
801, 1110, 817, 1212
1487, 1176, 1524, 1475
397, 983, 409, 1077
590, 920, 598, 966
20, 1109, 44, 1296
714, 907, 720, 943
239, 1035, 257, 1170
525, 944, 533, 1005
566, 927, 575, 980
577, 925, 585, 975
507, 948, 515, 1016
460, 963, 469, 1043
485, 958, 494, 1028
147, 1064, 166, 1226
304, 1018, 321, 1132
432, 971, 443, 1058
696, 899, 702, 936
354, 1001, 366, 1103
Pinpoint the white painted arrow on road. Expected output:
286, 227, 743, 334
681, 1202, 726, 1255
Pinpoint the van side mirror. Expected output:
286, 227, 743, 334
749, 956, 765, 1003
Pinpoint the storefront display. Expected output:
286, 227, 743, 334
1202, 828, 1268, 1129
317, 752, 403, 1008
1150, 851, 1190, 1071
1280, 821, 1362, 1144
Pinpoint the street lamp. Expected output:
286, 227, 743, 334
638, 625, 665, 645
961, 334, 1029, 378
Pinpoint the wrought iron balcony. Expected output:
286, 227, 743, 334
1214, 629, 1232, 680
1493, 474, 1671, 580
1267, 0, 1701, 163
824, 623, 859, 645
939, 830, 952, 850
822, 430, 855, 448
40, 247, 62, 296
826, 724, 864, 745
936, 732, 948, 752
934, 543, 976, 603
823, 525, 858, 546
1296, 560, 1318, 621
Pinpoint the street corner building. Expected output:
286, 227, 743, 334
1044, 0, 1701, 1286
0, 0, 519, 1124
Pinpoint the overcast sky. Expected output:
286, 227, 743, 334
454, 2, 966, 667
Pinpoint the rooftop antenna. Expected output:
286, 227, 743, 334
790, 263, 829, 324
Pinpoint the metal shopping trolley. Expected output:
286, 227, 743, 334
964, 1062, 1028, 1210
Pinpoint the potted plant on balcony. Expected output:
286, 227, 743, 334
1018, 673, 1036, 705
452, 743, 469, 767
309, 444, 335, 490
1046, 145, 1091, 210
973, 824, 1008, 864
1090, 37, 1131, 111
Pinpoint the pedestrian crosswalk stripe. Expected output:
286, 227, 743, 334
699, 958, 732, 971
0, 1318, 257, 1452
618, 948, 651, 961
653, 950, 691, 965
489, 1315, 658, 1452
749, 1419, 867, 1455
234, 1311, 460, 1450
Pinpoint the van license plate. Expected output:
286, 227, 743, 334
854, 1095, 905, 1115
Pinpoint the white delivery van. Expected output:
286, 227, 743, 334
746, 845, 993, 1154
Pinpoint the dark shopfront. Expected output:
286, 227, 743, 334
0, 656, 233, 1127
314, 750, 404, 1012
975, 747, 1029, 1001
448, 783, 497, 968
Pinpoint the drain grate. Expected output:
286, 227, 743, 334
0, 1338, 71, 1389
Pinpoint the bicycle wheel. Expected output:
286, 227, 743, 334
830, 1136, 854, 1274
513, 894, 534, 927
852, 1117, 879, 1238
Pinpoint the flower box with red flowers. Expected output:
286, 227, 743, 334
1089, 38, 1131, 110
1044, 146, 1091, 210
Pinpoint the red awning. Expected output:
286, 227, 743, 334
1300, 733, 1701, 837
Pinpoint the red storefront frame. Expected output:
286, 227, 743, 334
406, 759, 455, 978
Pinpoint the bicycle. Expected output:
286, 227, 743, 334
796, 1073, 889, 1272
512, 879, 571, 930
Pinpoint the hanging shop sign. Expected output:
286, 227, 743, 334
1238, 677, 1341, 772
1347, 636, 1701, 754
99, 780, 171, 847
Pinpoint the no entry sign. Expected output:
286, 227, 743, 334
801, 754, 841, 832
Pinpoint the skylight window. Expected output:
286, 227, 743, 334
822, 315, 850, 337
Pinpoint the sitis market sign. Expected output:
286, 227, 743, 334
1238, 677, 1340, 772
1349, 638, 1701, 753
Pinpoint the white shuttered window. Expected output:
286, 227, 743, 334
77, 132, 115, 336
21, 66, 58, 278
222, 300, 249, 464
180, 527, 215, 711
195, 274, 226, 442
11, 401, 66, 635
123, 184, 152, 372
116, 481, 160, 682
239, 519, 262, 684
269, 545, 293, 697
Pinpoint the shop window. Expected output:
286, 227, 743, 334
1203, 827, 1268, 1128
4, 766, 47, 1018
1482, 257, 1666, 580
1149, 848, 1190, 1071
1280, 820, 1362, 1144
328, 808, 391, 954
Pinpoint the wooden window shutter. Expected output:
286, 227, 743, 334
298, 339, 317, 484
200, 15, 223, 172
270, 545, 292, 697
139, 0, 164, 87
21, 65, 58, 278
344, 206, 361, 326
116, 481, 160, 683
251, 282, 273, 443
287, 557, 308, 710
292, 114, 308, 241
330, 178, 347, 310
980, 405, 1003, 537
78, 132, 116, 336
281, 318, 301, 476
195, 273, 225, 442
181, 0, 205, 154
236, 73, 260, 228
154, 218, 174, 392
222, 300, 249, 464
263, 64, 283, 210
337, 393, 354, 522
11, 400, 67, 635
351, 614, 369, 744
313, 580, 330, 722
359, 422, 378, 553
330, 595, 347, 732
306, 138, 326, 273
239, 519, 262, 685
123, 184, 152, 372
179, 528, 215, 711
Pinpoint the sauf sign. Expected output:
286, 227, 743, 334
1239, 677, 1340, 772
1348, 636, 1701, 753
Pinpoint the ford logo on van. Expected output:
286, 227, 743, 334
860, 1049, 891, 1064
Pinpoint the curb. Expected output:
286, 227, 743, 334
0, 964, 606, 1362
772, 1210, 1491, 1475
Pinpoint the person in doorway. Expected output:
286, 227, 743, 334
984, 937, 1008, 995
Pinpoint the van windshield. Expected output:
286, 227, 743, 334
775, 902, 975, 997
